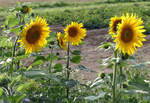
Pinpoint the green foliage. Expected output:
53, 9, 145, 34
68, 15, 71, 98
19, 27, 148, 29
0, 88, 3, 97
29, 1, 150, 33
54, 63, 63, 73
0, 36, 13, 48
10, 26, 22, 35
71, 55, 82, 64
1, 1, 150, 33
110, 0, 150, 2
5, 14, 19, 28
71, 50, 81, 55
76, 65, 92, 72
98, 42, 112, 49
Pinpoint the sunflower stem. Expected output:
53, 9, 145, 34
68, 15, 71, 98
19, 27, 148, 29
119, 66, 123, 89
112, 50, 118, 103
12, 36, 19, 58
49, 47, 54, 73
1, 47, 4, 58
11, 36, 19, 77
66, 42, 70, 99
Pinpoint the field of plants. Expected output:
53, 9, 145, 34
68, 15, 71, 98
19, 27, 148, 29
0, 0, 150, 103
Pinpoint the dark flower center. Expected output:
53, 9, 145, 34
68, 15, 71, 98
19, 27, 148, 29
121, 27, 133, 43
60, 38, 64, 46
113, 19, 122, 32
26, 25, 41, 44
68, 27, 78, 37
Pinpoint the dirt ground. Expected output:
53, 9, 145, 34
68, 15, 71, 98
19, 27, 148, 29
49, 25, 150, 81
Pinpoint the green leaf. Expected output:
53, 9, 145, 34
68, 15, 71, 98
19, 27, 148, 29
90, 77, 104, 89
0, 36, 13, 48
10, 75, 22, 87
15, 55, 29, 61
76, 65, 92, 72
24, 70, 60, 82
65, 79, 77, 89
10, 26, 21, 35
122, 89, 149, 95
54, 63, 63, 73
35, 56, 47, 61
24, 70, 48, 78
47, 32, 56, 44
5, 15, 19, 28
129, 79, 150, 92
72, 50, 81, 55
98, 42, 112, 49
71, 55, 81, 64
46, 54, 58, 61
16, 83, 31, 93
0, 88, 3, 97
1, 95, 9, 103
16, 94, 26, 103
4, 51, 12, 57
132, 61, 150, 70
84, 92, 106, 101
31, 60, 44, 66
79, 41, 86, 45
26, 65, 32, 71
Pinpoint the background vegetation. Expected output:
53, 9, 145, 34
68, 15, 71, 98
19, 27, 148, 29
1, 0, 150, 33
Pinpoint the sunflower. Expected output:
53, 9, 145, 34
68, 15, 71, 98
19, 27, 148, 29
64, 22, 86, 45
21, 6, 32, 14
114, 13, 146, 55
109, 16, 122, 35
18, 16, 51, 54
57, 32, 67, 50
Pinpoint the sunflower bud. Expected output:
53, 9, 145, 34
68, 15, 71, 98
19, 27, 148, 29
56, 52, 60, 56
99, 72, 105, 79
21, 6, 32, 14
121, 52, 129, 60
104, 94, 111, 100
50, 41, 55, 45
0, 74, 10, 87
123, 83, 128, 88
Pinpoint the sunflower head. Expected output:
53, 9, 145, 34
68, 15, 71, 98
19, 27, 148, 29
21, 6, 32, 14
109, 16, 122, 35
114, 13, 146, 55
64, 22, 86, 45
18, 16, 51, 54
57, 32, 67, 50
